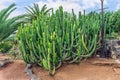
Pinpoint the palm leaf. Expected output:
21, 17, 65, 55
0, 3, 25, 41
25, 3, 52, 22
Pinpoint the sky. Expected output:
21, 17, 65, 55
0, 0, 120, 18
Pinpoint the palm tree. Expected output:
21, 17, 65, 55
0, 3, 25, 41
25, 3, 52, 22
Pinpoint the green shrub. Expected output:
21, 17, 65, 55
0, 41, 12, 53
18, 6, 100, 75
109, 10, 120, 32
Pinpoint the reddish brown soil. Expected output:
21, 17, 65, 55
0, 60, 29, 80
0, 54, 120, 80
33, 58, 120, 80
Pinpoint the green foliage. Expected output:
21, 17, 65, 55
18, 6, 100, 75
25, 3, 52, 22
0, 3, 25, 42
101, 11, 120, 39
8, 44, 22, 59
0, 41, 12, 53
109, 10, 120, 32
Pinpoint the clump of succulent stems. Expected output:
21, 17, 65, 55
18, 6, 100, 76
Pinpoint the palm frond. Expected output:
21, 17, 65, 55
0, 3, 25, 41
25, 3, 52, 22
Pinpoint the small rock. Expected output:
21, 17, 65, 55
25, 64, 40, 80
0, 61, 5, 67
26, 69, 33, 76
31, 74, 39, 80
24, 64, 32, 73
0, 58, 13, 67
27, 64, 32, 68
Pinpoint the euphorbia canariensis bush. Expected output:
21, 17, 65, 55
18, 6, 100, 75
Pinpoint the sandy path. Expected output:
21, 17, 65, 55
0, 60, 29, 80
0, 54, 120, 80
33, 58, 120, 80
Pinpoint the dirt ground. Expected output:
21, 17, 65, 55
0, 54, 120, 80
